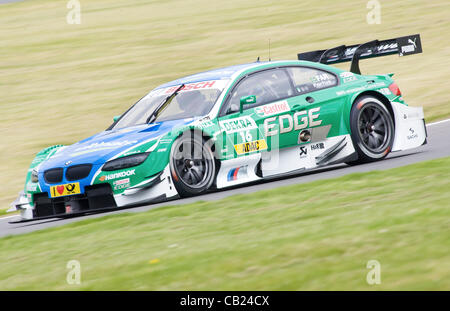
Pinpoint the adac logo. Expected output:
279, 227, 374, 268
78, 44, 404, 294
234, 139, 268, 155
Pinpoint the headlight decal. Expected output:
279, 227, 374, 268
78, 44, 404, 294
89, 137, 160, 185
31, 169, 39, 183
102, 152, 150, 171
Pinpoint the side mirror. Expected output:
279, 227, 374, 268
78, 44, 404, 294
239, 95, 257, 113
113, 115, 121, 122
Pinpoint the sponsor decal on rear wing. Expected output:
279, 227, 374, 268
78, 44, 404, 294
297, 34, 422, 74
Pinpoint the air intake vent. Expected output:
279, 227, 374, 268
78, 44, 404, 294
66, 164, 92, 181
44, 168, 64, 184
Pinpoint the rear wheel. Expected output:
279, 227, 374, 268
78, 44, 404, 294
347, 96, 394, 165
169, 132, 216, 197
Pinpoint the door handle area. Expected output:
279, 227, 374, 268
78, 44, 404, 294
305, 96, 315, 103
292, 96, 314, 111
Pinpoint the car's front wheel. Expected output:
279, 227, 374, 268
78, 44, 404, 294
169, 132, 216, 197
347, 95, 395, 165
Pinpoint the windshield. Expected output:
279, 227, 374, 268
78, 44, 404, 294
113, 80, 228, 129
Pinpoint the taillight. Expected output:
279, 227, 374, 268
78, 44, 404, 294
388, 82, 402, 96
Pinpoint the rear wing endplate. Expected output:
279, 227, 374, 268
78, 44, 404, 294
297, 34, 422, 74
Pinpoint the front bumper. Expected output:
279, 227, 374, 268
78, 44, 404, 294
9, 165, 179, 222
8, 184, 117, 223
32, 183, 116, 218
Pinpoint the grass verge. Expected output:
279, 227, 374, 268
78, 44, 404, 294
0, 157, 449, 290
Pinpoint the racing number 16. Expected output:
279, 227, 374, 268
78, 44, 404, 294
239, 130, 253, 142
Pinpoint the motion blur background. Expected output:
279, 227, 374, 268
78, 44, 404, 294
0, 0, 449, 290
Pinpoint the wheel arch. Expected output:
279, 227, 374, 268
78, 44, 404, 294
169, 127, 219, 195
346, 90, 395, 134
173, 127, 222, 174
175, 127, 218, 154
353, 91, 394, 122
346, 91, 396, 163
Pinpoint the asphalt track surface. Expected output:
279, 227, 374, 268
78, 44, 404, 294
0, 0, 23, 4
1, 119, 449, 238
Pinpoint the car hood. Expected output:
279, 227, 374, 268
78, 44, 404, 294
39, 118, 195, 171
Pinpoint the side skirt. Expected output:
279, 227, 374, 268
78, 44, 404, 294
215, 134, 357, 189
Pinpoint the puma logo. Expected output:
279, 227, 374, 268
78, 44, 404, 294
401, 37, 418, 54
408, 38, 417, 49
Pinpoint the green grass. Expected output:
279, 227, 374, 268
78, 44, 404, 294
1, 0, 449, 210
0, 210, 18, 218
0, 157, 449, 290
0, 210, 11, 217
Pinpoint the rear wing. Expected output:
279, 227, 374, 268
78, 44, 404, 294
297, 34, 422, 74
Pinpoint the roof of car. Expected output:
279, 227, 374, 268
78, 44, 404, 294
155, 62, 270, 89
153, 60, 340, 91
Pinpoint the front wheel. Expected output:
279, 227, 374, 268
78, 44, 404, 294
347, 96, 395, 165
169, 132, 216, 197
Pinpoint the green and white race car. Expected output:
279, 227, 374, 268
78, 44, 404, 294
10, 34, 426, 221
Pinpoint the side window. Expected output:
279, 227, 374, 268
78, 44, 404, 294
287, 67, 337, 95
222, 69, 294, 115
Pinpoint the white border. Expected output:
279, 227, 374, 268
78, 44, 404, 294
426, 118, 450, 127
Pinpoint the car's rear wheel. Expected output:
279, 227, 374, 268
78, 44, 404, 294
347, 96, 395, 165
169, 132, 216, 197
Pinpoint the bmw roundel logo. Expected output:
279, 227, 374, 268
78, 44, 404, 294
65, 160, 73, 166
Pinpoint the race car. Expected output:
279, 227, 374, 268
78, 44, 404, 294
9, 34, 426, 222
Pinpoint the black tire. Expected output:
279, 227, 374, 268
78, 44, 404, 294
347, 96, 395, 165
169, 132, 216, 197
